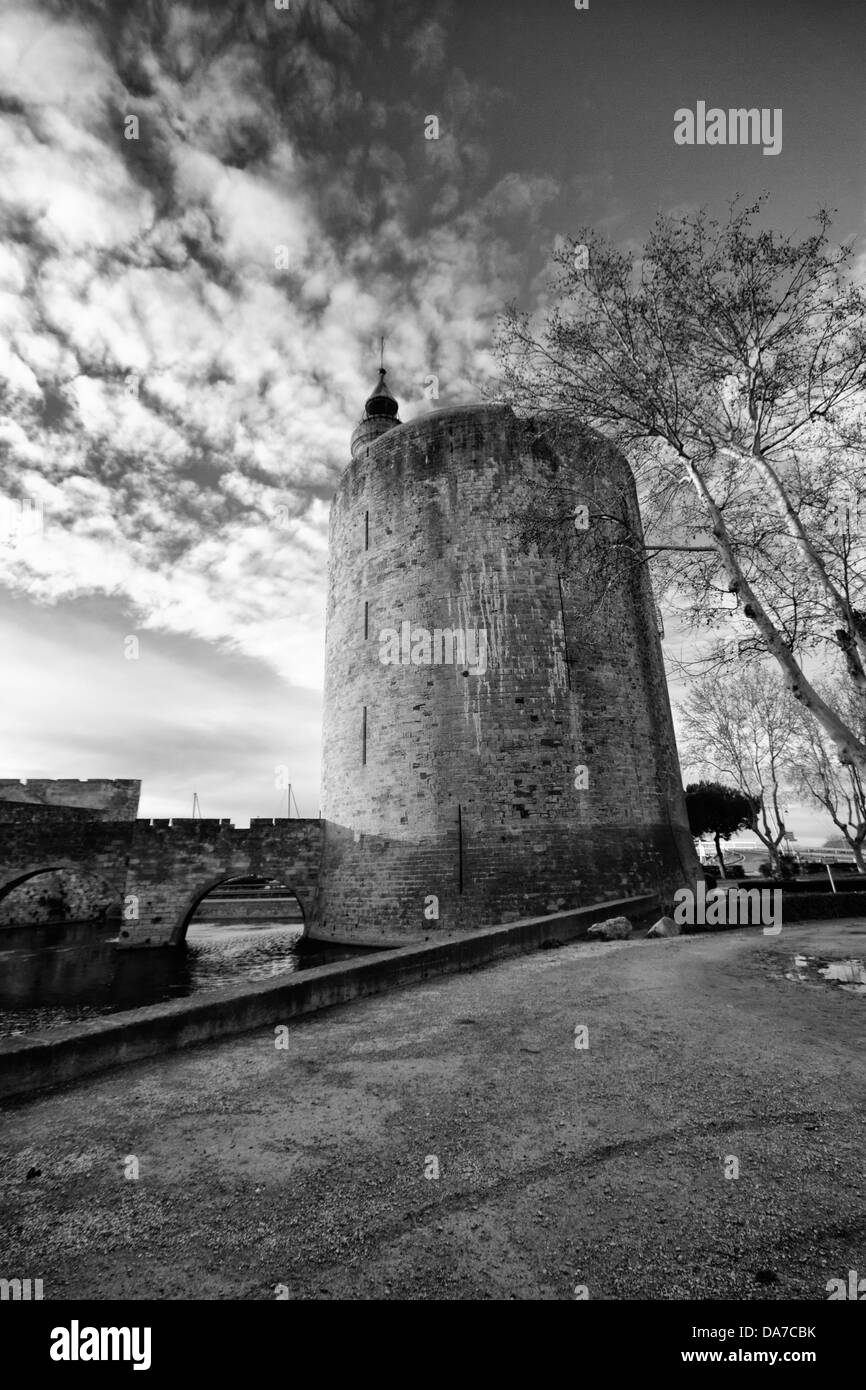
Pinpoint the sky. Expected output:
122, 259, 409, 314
1, 0, 864, 837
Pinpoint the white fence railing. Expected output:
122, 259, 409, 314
698, 844, 860, 867
800, 848, 861, 865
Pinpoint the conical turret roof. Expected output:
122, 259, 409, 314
363, 367, 399, 419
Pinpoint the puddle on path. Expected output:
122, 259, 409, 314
785, 954, 866, 995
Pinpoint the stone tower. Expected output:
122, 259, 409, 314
313, 377, 698, 945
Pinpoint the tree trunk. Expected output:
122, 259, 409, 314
679, 450, 866, 771
713, 832, 728, 877
726, 442, 866, 689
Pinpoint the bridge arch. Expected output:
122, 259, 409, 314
169, 873, 310, 947
0, 862, 125, 908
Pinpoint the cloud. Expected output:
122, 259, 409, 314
0, 0, 562, 729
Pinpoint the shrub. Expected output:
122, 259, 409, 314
758, 855, 798, 880
782, 891, 866, 921
725, 865, 746, 879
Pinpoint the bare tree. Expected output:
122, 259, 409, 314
784, 680, 866, 872
680, 663, 799, 874
494, 197, 866, 769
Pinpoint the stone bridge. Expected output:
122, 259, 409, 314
121, 818, 323, 947
0, 796, 324, 947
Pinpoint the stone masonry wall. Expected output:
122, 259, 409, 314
0, 779, 141, 821
315, 404, 698, 942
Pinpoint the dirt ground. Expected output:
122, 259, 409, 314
1, 919, 864, 1300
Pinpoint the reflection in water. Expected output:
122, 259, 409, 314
785, 954, 866, 996
0, 921, 375, 1037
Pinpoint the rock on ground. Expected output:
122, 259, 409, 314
647, 916, 681, 938
586, 916, 632, 941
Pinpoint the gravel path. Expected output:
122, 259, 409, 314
1, 919, 864, 1300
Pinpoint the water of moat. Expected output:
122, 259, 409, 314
0, 921, 374, 1038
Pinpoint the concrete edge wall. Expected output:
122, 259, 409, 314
0, 894, 657, 1104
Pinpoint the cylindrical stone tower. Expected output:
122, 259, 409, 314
313, 385, 697, 944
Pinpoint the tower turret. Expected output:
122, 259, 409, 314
315, 402, 699, 945
350, 366, 401, 459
